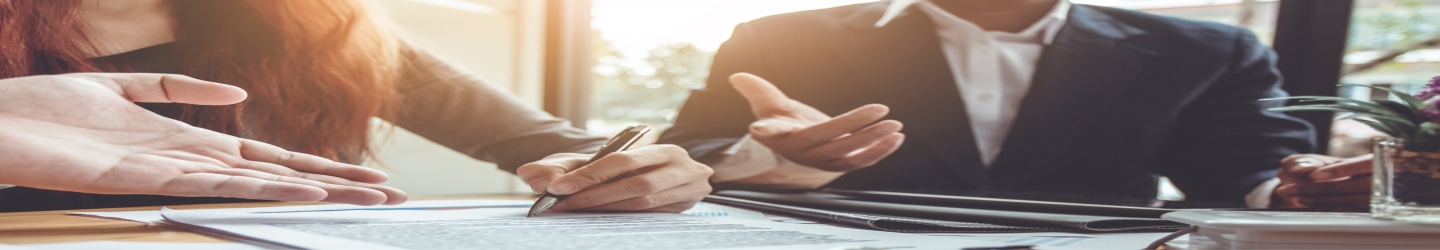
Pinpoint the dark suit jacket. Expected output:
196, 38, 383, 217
659, 2, 1316, 203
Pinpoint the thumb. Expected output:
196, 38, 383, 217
730, 73, 792, 116
70, 73, 248, 105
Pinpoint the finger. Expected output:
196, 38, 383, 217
1310, 155, 1373, 180
1276, 176, 1370, 197
238, 139, 389, 184
784, 104, 890, 147
1298, 195, 1369, 212
516, 154, 589, 194
234, 161, 408, 205
69, 73, 248, 105
748, 119, 806, 139
1282, 154, 1340, 166
158, 173, 327, 202
802, 120, 902, 159
1279, 154, 1333, 181
209, 167, 391, 205
545, 145, 690, 195
636, 201, 702, 213
547, 160, 709, 210
730, 73, 792, 115
559, 182, 711, 212
818, 133, 905, 172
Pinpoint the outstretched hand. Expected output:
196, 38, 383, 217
0, 73, 407, 205
731, 73, 905, 172
1274, 154, 1368, 211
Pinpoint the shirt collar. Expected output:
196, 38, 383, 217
874, 0, 1071, 44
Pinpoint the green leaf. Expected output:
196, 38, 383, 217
1287, 96, 1406, 117
1339, 84, 1425, 110
1271, 105, 1417, 136
1352, 118, 1399, 137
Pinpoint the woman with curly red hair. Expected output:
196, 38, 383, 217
0, 0, 712, 212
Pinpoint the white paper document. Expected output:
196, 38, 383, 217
161, 207, 1001, 250
679, 202, 768, 219
73, 199, 534, 223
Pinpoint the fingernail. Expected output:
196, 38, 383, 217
1311, 170, 1332, 179
751, 124, 780, 137
549, 182, 578, 195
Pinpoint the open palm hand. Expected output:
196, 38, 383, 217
0, 73, 406, 205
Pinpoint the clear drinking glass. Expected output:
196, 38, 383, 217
1371, 138, 1440, 223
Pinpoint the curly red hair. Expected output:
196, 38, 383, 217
0, 0, 401, 162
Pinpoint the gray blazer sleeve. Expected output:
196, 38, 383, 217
388, 45, 606, 173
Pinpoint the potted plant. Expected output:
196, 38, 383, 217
1270, 79, 1440, 222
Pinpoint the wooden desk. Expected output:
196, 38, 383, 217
2, 195, 1186, 249
0, 194, 531, 245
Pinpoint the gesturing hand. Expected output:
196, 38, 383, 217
731, 73, 905, 172
515, 145, 713, 213
0, 73, 407, 205
1274, 154, 1368, 211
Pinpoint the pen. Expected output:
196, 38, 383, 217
527, 125, 652, 217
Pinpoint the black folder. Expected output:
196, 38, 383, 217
705, 190, 1190, 233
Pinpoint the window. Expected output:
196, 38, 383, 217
586, 0, 1285, 136
367, 0, 545, 196
587, 0, 875, 136
1077, 0, 1280, 44
1331, 0, 1440, 157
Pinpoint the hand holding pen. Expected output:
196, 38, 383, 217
518, 125, 714, 215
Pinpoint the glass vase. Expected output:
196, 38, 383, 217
1372, 138, 1440, 223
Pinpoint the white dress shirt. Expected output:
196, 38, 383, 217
710, 0, 1279, 208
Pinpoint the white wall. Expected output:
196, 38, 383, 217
366, 0, 547, 196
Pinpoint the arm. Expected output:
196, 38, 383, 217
390, 45, 711, 213
386, 45, 606, 173
1156, 29, 1316, 203
0, 73, 403, 205
660, 23, 772, 163
661, 24, 904, 188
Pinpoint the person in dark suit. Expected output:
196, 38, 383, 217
660, 0, 1318, 207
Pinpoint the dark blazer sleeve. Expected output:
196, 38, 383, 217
1156, 29, 1316, 202
659, 23, 775, 163
388, 45, 606, 173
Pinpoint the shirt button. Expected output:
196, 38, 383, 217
976, 93, 996, 102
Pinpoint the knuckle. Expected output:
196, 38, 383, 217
276, 151, 297, 164
655, 144, 684, 152
573, 195, 602, 208
630, 177, 666, 194
631, 195, 664, 209
610, 152, 645, 166
569, 169, 609, 185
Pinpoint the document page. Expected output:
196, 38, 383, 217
162, 207, 999, 250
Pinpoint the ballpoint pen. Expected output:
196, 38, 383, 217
527, 125, 652, 217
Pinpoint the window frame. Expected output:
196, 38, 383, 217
1273, 0, 1356, 153
546, 0, 1359, 149
543, 0, 594, 129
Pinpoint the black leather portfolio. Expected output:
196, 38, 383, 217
704, 190, 1190, 233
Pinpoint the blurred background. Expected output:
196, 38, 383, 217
365, 0, 1440, 196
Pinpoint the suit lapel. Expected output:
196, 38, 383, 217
988, 6, 1159, 189
829, 4, 992, 190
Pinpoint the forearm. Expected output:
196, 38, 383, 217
390, 45, 605, 173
